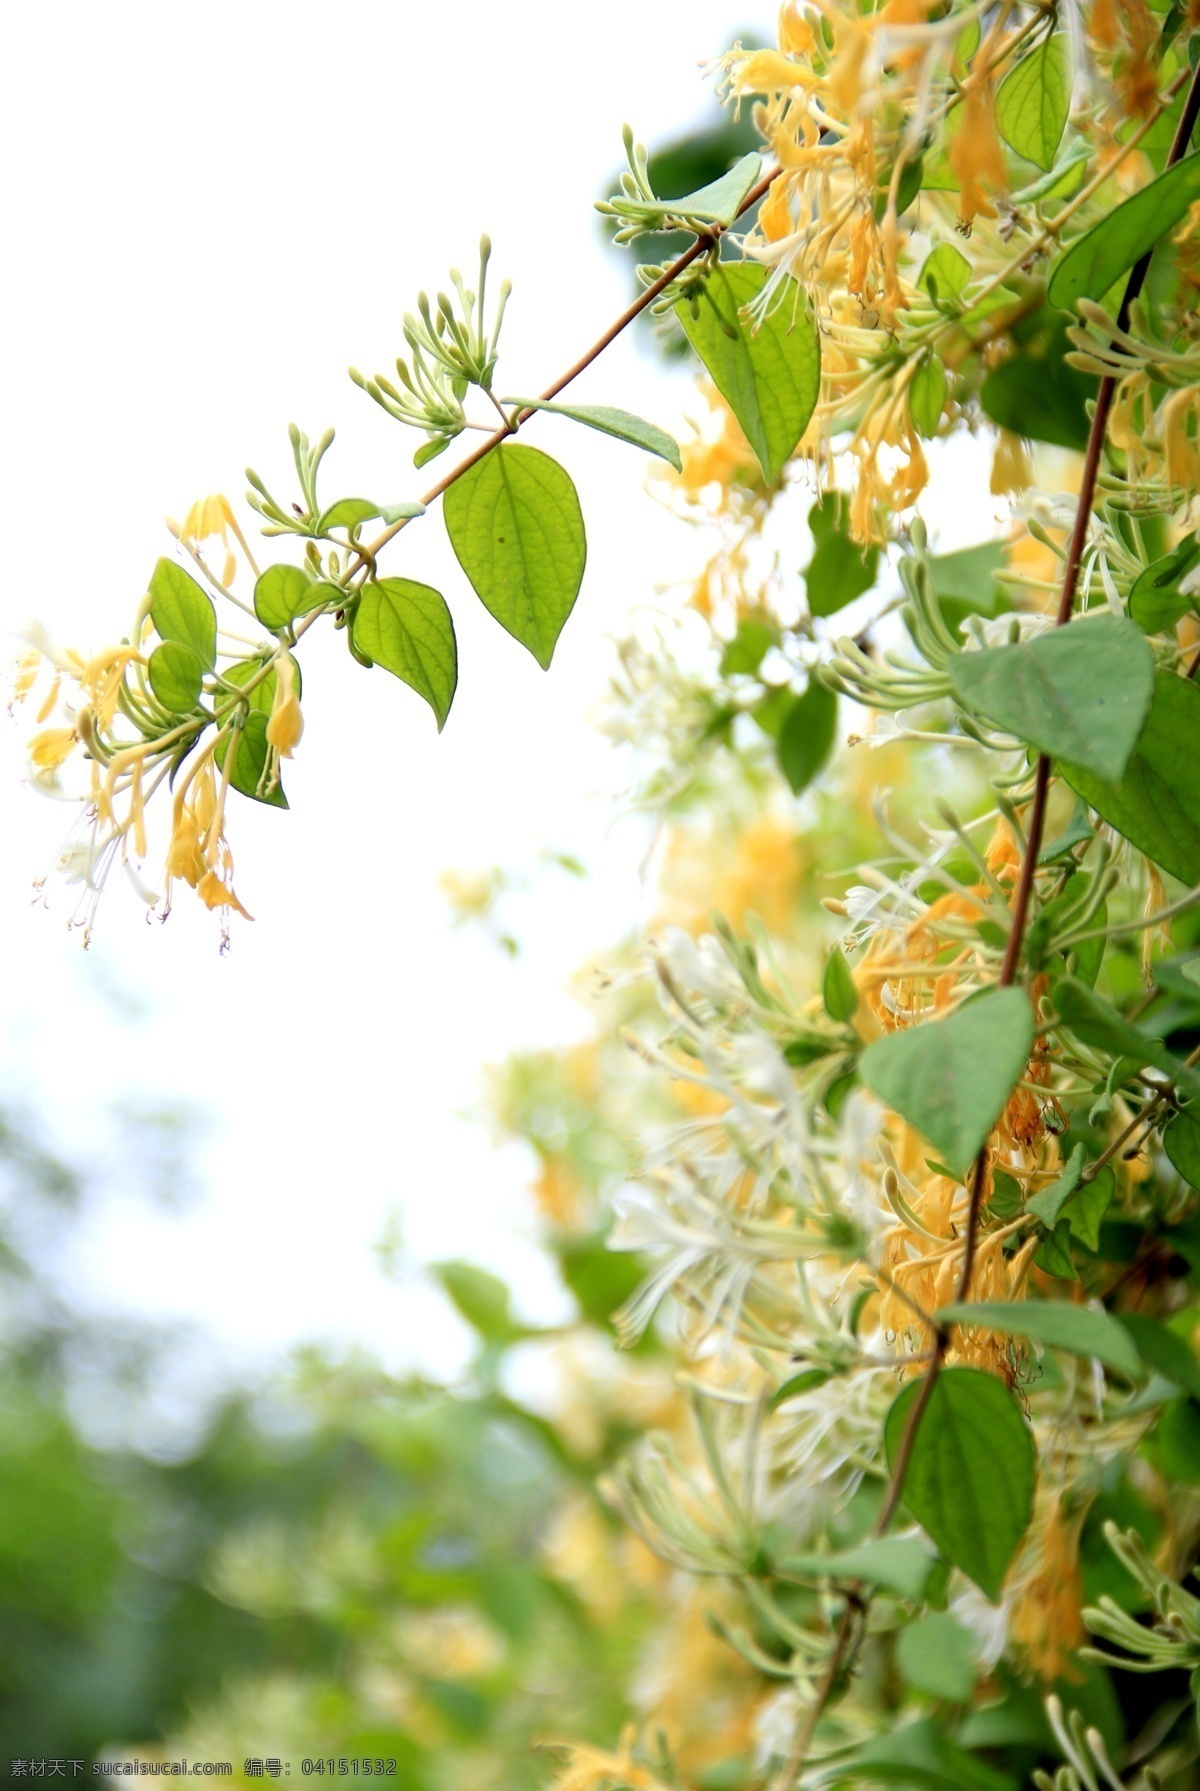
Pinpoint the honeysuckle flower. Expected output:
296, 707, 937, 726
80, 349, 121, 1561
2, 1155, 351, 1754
28, 726, 77, 771
265, 654, 303, 757
173, 492, 239, 586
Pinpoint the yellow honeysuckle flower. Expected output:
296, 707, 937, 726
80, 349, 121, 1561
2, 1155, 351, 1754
28, 727, 77, 771
758, 174, 792, 244
81, 645, 144, 730
166, 810, 206, 887
177, 493, 235, 546
265, 656, 303, 758
197, 869, 253, 921
10, 650, 40, 705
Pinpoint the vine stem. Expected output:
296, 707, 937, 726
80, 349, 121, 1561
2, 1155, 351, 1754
774, 60, 1200, 1791
353, 166, 780, 571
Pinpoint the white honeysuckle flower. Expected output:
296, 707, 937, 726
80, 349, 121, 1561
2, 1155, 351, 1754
657, 925, 747, 1008
610, 1178, 822, 1346
950, 1580, 1014, 1671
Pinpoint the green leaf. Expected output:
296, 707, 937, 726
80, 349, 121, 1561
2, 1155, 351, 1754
996, 34, 1070, 172
777, 681, 837, 795
214, 710, 286, 809
928, 542, 1007, 611
1027, 1143, 1086, 1228
917, 242, 972, 304
778, 1538, 938, 1603
253, 564, 328, 631
443, 442, 585, 669
980, 309, 1094, 449
719, 617, 778, 677
948, 617, 1154, 782
1155, 1396, 1200, 1483
1129, 538, 1200, 634
884, 1366, 1035, 1600
216, 654, 299, 720
860, 988, 1034, 1177
938, 1300, 1142, 1378
378, 499, 427, 525
1049, 151, 1200, 309
1066, 1168, 1114, 1251
909, 356, 948, 438
896, 1614, 979, 1701
1062, 671, 1200, 883
317, 497, 380, 531
1055, 976, 1200, 1102
1118, 1313, 1200, 1400
415, 436, 453, 469
147, 640, 205, 715
148, 558, 216, 668
1165, 1104, 1200, 1189
434, 1260, 524, 1345
677, 263, 820, 483
661, 150, 764, 227
989, 1170, 1024, 1221
508, 399, 681, 470
839, 1720, 1016, 1791
875, 153, 926, 219
1035, 1220, 1079, 1281
768, 1369, 830, 1408
350, 578, 458, 731
823, 945, 859, 1023
804, 492, 880, 617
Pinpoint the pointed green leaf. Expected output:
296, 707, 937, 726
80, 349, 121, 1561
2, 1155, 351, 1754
677, 263, 820, 483
804, 492, 880, 616
884, 1366, 1036, 1600
317, 498, 380, 531
1062, 671, 1200, 884
378, 500, 427, 525
351, 577, 457, 730
1129, 538, 1200, 634
415, 436, 453, 469
777, 680, 837, 794
443, 442, 585, 669
1049, 151, 1200, 309
1054, 976, 1200, 1101
1035, 1221, 1080, 1281
1027, 1143, 1086, 1229
937, 1300, 1142, 1379
214, 710, 287, 809
896, 1614, 979, 1702
1118, 1313, 1200, 1400
948, 616, 1154, 782
823, 945, 859, 1023
996, 34, 1070, 173
917, 242, 971, 304
860, 988, 1034, 1177
909, 355, 948, 438
980, 309, 1094, 449
510, 399, 681, 470
664, 150, 763, 227
148, 558, 216, 668
254, 564, 328, 630
147, 640, 205, 715
216, 654, 299, 720
435, 1260, 524, 1345
1165, 1104, 1200, 1189
778, 1537, 938, 1603
1064, 1168, 1114, 1251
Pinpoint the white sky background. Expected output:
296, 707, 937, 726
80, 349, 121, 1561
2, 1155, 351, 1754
0, 1, 996, 1421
